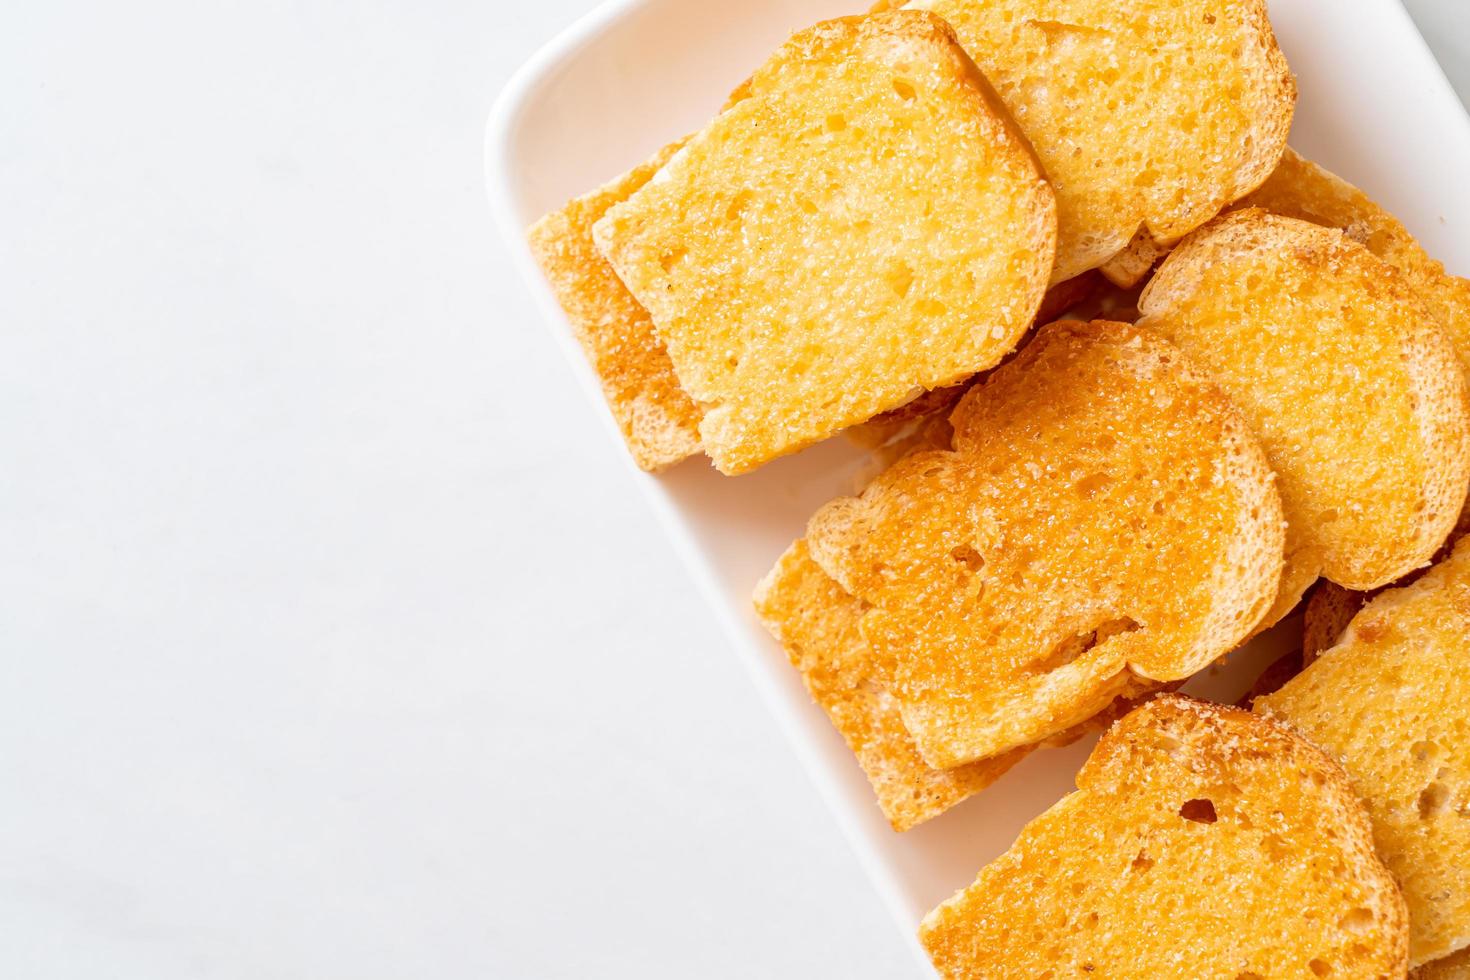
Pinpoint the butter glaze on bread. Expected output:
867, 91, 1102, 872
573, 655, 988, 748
806, 320, 1284, 767
921, 696, 1409, 979
1139, 209, 1470, 623
905, 0, 1295, 282
753, 540, 1026, 831
1260, 537, 1470, 967
594, 11, 1056, 474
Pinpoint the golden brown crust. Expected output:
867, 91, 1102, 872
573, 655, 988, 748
921, 695, 1409, 979
527, 141, 703, 471
595, 10, 1057, 474
753, 541, 1025, 831
806, 320, 1284, 767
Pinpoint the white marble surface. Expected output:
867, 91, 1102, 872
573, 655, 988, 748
0, 3, 1465, 978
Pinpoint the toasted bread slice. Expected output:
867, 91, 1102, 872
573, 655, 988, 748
1419, 949, 1470, 980
1259, 537, 1470, 966
1139, 209, 1470, 622
1102, 149, 1470, 359
805, 320, 1284, 767
1241, 150, 1470, 372
753, 541, 1026, 831
594, 11, 1056, 474
754, 539, 1160, 827
527, 141, 703, 471
905, 0, 1295, 282
920, 696, 1409, 979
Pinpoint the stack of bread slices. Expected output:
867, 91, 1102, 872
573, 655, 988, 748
529, 2, 1470, 975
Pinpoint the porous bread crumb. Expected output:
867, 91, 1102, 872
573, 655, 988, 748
1259, 537, 1470, 967
753, 540, 1026, 831
595, 11, 1056, 474
1139, 209, 1470, 622
905, 0, 1295, 282
806, 320, 1284, 767
921, 696, 1409, 979
527, 141, 703, 471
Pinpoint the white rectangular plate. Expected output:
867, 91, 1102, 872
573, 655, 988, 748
488, 0, 1470, 969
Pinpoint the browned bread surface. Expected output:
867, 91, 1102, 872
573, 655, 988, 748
752, 540, 1025, 831
806, 320, 1284, 767
1241, 150, 1470, 374
1139, 209, 1470, 622
906, 0, 1295, 281
527, 141, 702, 471
594, 11, 1056, 474
1259, 537, 1470, 966
1302, 581, 1373, 665
920, 696, 1409, 979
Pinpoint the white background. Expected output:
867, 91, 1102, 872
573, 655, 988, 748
1, 2, 1465, 977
